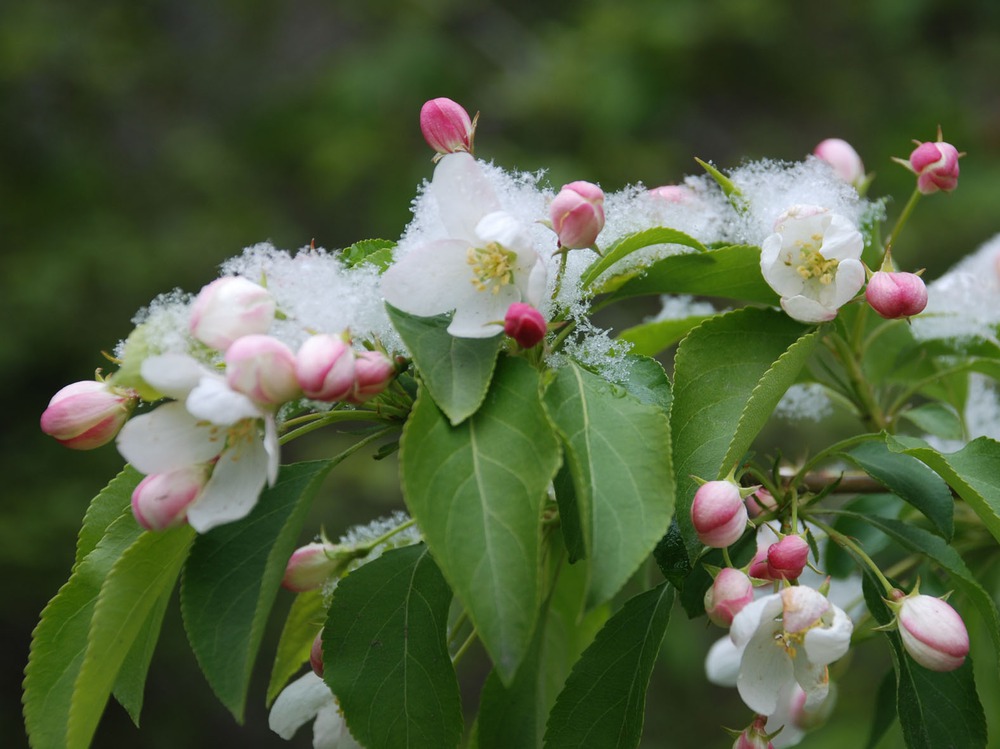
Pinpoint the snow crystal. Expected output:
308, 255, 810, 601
773, 383, 833, 422
115, 289, 196, 360
652, 294, 718, 322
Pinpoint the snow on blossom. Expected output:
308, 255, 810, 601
269, 672, 361, 749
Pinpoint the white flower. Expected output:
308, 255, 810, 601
269, 672, 361, 749
760, 205, 865, 323
116, 354, 279, 532
380, 152, 547, 338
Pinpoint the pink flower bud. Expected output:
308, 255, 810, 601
704, 568, 755, 627
690, 480, 749, 548
296, 334, 356, 402
909, 140, 960, 194
747, 545, 773, 582
282, 542, 351, 592
895, 592, 969, 671
131, 466, 208, 531
40, 381, 135, 450
225, 335, 300, 406
648, 185, 695, 204
550, 181, 605, 249
745, 487, 777, 518
189, 277, 276, 351
813, 138, 865, 187
766, 534, 810, 580
420, 97, 474, 155
349, 350, 396, 403
865, 270, 928, 319
732, 716, 774, 749
310, 630, 324, 678
504, 302, 547, 348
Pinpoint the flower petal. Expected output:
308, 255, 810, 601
263, 414, 280, 487
380, 239, 476, 318
819, 215, 864, 261
432, 153, 500, 239
187, 432, 268, 532
737, 624, 794, 714
313, 701, 362, 749
731, 593, 783, 649
832, 258, 866, 307
792, 656, 830, 709
186, 377, 263, 426
116, 402, 224, 473
269, 672, 332, 741
705, 636, 741, 687
780, 295, 837, 323
803, 604, 853, 666
140, 354, 206, 400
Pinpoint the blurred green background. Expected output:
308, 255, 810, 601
4, 0, 1000, 746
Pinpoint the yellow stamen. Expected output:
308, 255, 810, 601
466, 242, 517, 294
793, 241, 839, 285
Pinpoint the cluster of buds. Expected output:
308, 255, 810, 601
748, 533, 810, 582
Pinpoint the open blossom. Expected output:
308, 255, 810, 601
269, 671, 361, 749
116, 353, 279, 533
380, 152, 547, 338
760, 205, 865, 323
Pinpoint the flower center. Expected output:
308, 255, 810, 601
467, 242, 516, 294
791, 236, 839, 285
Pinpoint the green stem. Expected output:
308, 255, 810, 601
808, 516, 895, 595
791, 432, 881, 487
551, 248, 570, 306
451, 629, 478, 666
356, 517, 417, 554
828, 333, 887, 432
884, 187, 922, 253
447, 610, 469, 646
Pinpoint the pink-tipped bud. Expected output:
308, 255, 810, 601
747, 545, 773, 582
690, 480, 749, 548
40, 381, 135, 450
310, 631, 324, 678
349, 350, 396, 403
745, 487, 777, 518
766, 534, 810, 580
909, 140, 960, 194
504, 302, 547, 348
894, 592, 969, 671
550, 181, 605, 249
704, 568, 755, 627
131, 465, 208, 531
282, 542, 351, 592
813, 138, 865, 187
225, 335, 300, 406
296, 334, 356, 402
648, 185, 695, 204
420, 97, 474, 156
865, 270, 928, 319
189, 277, 276, 352
732, 716, 774, 749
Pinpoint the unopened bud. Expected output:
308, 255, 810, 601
310, 630, 324, 678
731, 715, 773, 749
225, 335, 300, 406
690, 480, 749, 548
504, 302, 547, 348
189, 277, 276, 351
420, 97, 474, 156
350, 350, 396, 403
131, 465, 208, 531
296, 334, 356, 402
865, 270, 928, 319
745, 487, 777, 518
813, 138, 865, 187
41, 381, 135, 450
550, 181, 605, 249
766, 534, 810, 580
893, 591, 969, 671
648, 185, 695, 204
704, 568, 755, 627
909, 140, 960, 194
282, 542, 352, 592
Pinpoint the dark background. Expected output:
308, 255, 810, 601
4, 1, 1000, 746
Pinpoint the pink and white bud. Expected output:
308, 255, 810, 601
296, 334, 356, 402
420, 97, 474, 156
747, 545, 773, 582
349, 350, 396, 403
865, 270, 928, 319
909, 140, 960, 194
732, 716, 774, 749
894, 592, 969, 671
813, 138, 865, 187
131, 465, 208, 531
648, 185, 695, 204
225, 335, 300, 406
766, 534, 810, 580
282, 542, 351, 592
40, 381, 135, 450
704, 568, 755, 627
745, 487, 777, 518
504, 302, 547, 348
550, 181, 605, 249
189, 277, 276, 352
691, 480, 749, 548
310, 630, 324, 678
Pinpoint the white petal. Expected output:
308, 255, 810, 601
523, 258, 549, 308
446, 283, 517, 338
380, 239, 474, 317
832, 259, 866, 307
765, 682, 807, 748
187, 434, 268, 532
737, 626, 794, 714
263, 415, 280, 487
761, 236, 806, 298
820, 215, 864, 261
186, 377, 262, 426
313, 701, 362, 749
140, 354, 206, 399
432, 153, 500, 239
780, 295, 837, 323
803, 605, 853, 665
705, 636, 741, 687
269, 672, 332, 741
792, 655, 830, 708
116, 402, 224, 473
731, 593, 783, 649
475, 211, 531, 253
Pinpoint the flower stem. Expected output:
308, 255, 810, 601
278, 409, 394, 444
885, 187, 922, 253
357, 517, 417, 554
452, 629, 478, 666
808, 516, 895, 595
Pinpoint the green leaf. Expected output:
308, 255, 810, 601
23, 513, 144, 749
598, 245, 779, 303
112, 582, 172, 724
580, 227, 707, 290
865, 670, 898, 749
75, 465, 141, 566
340, 238, 395, 271
400, 356, 561, 682
181, 460, 334, 721
543, 583, 674, 749
267, 589, 325, 706
670, 308, 816, 557
542, 361, 673, 607
325, 545, 462, 749
694, 157, 746, 208
386, 303, 502, 425
897, 402, 964, 441
66, 525, 195, 749
844, 440, 954, 540
886, 436, 1000, 546
616, 314, 717, 356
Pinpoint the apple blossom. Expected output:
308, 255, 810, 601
813, 138, 865, 188
550, 180, 605, 249
269, 671, 361, 749
691, 480, 749, 548
760, 205, 865, 323
349, 350, 396, 403
705, 567, 755, 627
909, 140, 960, 194
282, 541, 352, 592
892, 591, 969, 671
380, 153, 547, 338
420, 97, 474, 157
131, 465, 209, 531
504, 302, 547, 348
189, 276, 276, 351
865, 270, 928, 319
225, 334, 301, 406
296, 334, 356, 402
40, 380, 136, 450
